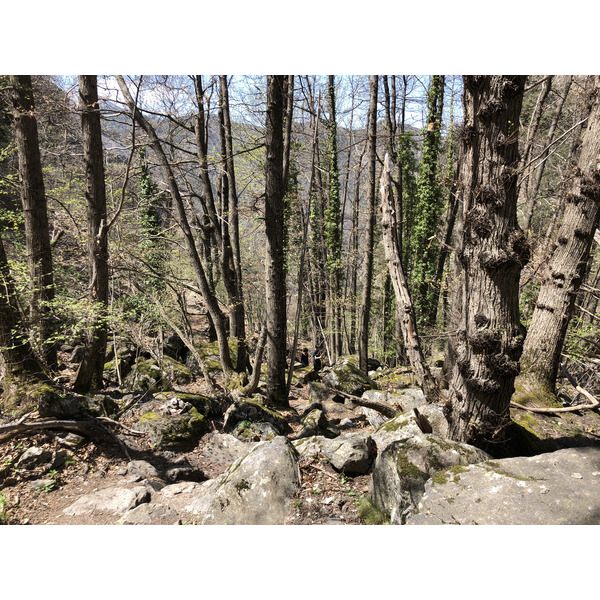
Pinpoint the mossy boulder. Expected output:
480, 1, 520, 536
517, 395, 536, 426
136, 407, 208, 450
123, 358, 173, 393
370, 434, 491, 524
160, 356, 195, 385
322, 356, 377, 396
153, 391, 226, 418
230, 420, 280, 442
185, 339, 238, 374
223, 399, 291, 436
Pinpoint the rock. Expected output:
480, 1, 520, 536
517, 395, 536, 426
164, 466, 206, 483
322, 356, 377, 396
370, 403, 450, 451
339, 418, 353, 429
103, 349, 136, 384
117, 503, 180, 525
58, 433, 86, 448
161, 356, 195, 385
38, 392, 89, 418
296, 408, 330, 439
69, 346, 85, 363
16, 447, 53, 470
370, 434, 490, 524
293, 431, 376, 474
367, 357, 381, 371
184, 436, 300, 524
63, 486, 150, 517
291, 366, 319, 385
29, 478, 56, 491
223, 399, 291, 436
230, 421, 280, 442
116, 460, 160, 479
407, 446, 600, 525
197, 432, 259, 468
136, 408, 209, 450
123, 358, 173, 392
153, 391, 225, 418
86, 394, 120, 417
308, 381, 343, 404
163, 333, 188, 361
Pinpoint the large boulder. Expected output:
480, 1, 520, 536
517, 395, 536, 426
370, 434, 490, 524
322, 356, 377, 396
161, 356, 195, 385
370, 403, 450, 451
407, 446, 600, 525
197, 432, 259, 469
63, 486, 150, 517
183, 437, 300, 524
117, 503, 180, 525
153, 391, 226, 418
123, 358, 173, 392
293, 431, 376, 474
223, 399, 291, 436
136, 408, 209, 450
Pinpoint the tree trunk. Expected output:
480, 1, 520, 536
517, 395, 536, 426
446, 75, 529, 451
73, 75, 110, 393
380, 154, 440, 402
265, 75, 288, 406
219, 75, 248, 374
0, 234, 52, 413
358, 75, 378, 373
516, 76, 600, 405
9, 75, 56, 368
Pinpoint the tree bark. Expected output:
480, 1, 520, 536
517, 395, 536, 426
73, 75, 109, 393
9, 75, 56, 368
358, 75, 378, 373
516, 76, 600, 405
445, 75, 529, 451
380, 154, 440, 402
264, 75, 288, 405
219, 75, 248, 374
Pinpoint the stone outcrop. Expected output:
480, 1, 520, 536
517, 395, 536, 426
183, 436, 300, 525
407, 446, 600, 525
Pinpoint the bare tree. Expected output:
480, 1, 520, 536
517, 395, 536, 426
9, 75, 56, 368
73, 75, 109, 393
516, 76, 600, 406
265, 75, 288, 405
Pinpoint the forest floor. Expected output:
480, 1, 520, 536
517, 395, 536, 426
0, 362, 374, 525
2, 351, 600, 526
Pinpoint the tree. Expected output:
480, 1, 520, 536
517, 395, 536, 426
411, 75, 445, 326
115, 75, 235, 378
264, 75, 288, 406
357, 75, 378, 373
73, 75, 109, 393
9, 75, 57, 368
445, 75, 529, 450
515, 76, 600, 407
0, 233, 53, 413
325, 75, 343, 360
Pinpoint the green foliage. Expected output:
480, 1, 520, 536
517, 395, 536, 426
411, 76, 445, 326
137, 148, 167, 291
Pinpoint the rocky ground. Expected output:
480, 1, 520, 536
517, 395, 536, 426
0, 371, 375, 525
2, 347, 600, 526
